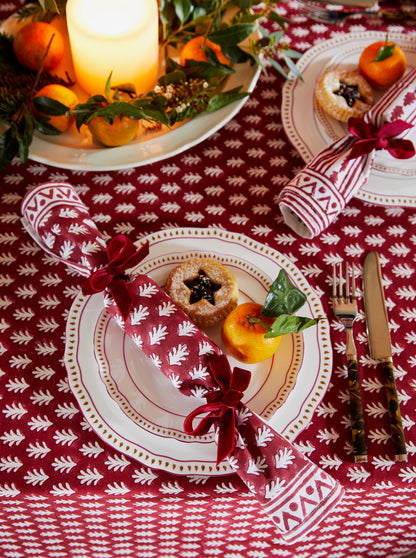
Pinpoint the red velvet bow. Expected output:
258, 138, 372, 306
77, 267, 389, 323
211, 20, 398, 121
184, 354, 251, 465
82, 235, 149, 319
347, 117, 415, 160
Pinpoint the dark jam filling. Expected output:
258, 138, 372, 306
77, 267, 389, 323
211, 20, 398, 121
184, 270, 221, 305
335, 82, 362, 107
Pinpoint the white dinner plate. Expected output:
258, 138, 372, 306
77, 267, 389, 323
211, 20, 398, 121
65, 228, 332, 476
282, 32, 416, 207
1, 13, 260, 171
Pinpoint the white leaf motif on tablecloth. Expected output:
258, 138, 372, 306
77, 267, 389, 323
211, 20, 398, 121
158, 300, 176, 316
52, 456, 77, 473
160, 481, 184, 494
24, 468, 49, 486
50, 483, 75, 497
130, 305, 150, 325
0, 483, 21, 497
256, 425, 274, 447
178, 321, 198, 336
105, 454, 131, 472
347, 467, 372, 483
53, 429, 77, 446
275, 448, 295, 469
132, 467, 158, 485
169, 343, 189, 364
27, 415, 53, 431
139, 282, 159, 297
264, 478, 286, 500
0, 456, 23, 473
149, 353, 162, 368
0, 429, 25, 446
199, 340, 215, 356
132, 333, 143, 349
149, 324, 168, 345
247, 457, 268, 475
190, 364, 208, 381
105, 482, 130, 495
77, 468, 103, 486
372, 455, 395, 471
26, 441, 50, 458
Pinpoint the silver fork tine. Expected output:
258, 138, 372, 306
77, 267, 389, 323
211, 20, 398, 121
297, 1, 378, 23
332, 262, 367, 462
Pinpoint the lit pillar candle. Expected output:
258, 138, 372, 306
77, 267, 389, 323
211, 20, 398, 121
66, 0, 159, 95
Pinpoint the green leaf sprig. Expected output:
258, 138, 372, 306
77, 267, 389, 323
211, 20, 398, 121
373, 34, 396, 63
1, 0, 302, 169
247, 269, 322, 338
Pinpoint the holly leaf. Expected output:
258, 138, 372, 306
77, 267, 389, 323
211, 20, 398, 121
261, 269, 307, 317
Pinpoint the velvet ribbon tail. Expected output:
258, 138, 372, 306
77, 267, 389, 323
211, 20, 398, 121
184, 354, 251, 465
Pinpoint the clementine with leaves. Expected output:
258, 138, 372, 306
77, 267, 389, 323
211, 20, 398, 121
87, 114, 140, 147
359, 36, 407, 89
33, 84, 79, 132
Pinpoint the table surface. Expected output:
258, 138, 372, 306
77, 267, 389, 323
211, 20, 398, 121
1, 2, 416, 557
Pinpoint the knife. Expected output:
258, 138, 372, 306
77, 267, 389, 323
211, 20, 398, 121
363, 252, 407, 462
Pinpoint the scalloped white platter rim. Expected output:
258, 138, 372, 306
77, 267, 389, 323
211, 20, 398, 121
1, 12, 260, 171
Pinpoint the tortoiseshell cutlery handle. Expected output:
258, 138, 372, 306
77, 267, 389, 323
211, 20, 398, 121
381, 359, 407, 462
347, 357, 367, 463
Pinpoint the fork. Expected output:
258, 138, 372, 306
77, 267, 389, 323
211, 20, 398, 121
332, 263, 367, 463
297, 0, 384, 23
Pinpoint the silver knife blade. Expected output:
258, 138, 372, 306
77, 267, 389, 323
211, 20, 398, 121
363, 251, 407, 462
363, 251, 392, 360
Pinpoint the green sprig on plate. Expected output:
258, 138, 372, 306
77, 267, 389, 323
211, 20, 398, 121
249, 269, 322, 338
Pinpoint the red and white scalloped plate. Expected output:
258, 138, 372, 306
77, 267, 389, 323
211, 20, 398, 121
64, 228, 332, 476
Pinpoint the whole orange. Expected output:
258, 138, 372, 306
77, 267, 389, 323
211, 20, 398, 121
33, 84, 79, 132
13, 21, 65, 72
87, 115, 140, 147
221, 302, 282, 364
180, 36, 229, 66
358, 39, 407, 89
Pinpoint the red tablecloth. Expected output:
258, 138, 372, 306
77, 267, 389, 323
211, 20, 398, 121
1, 2, 416, 557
